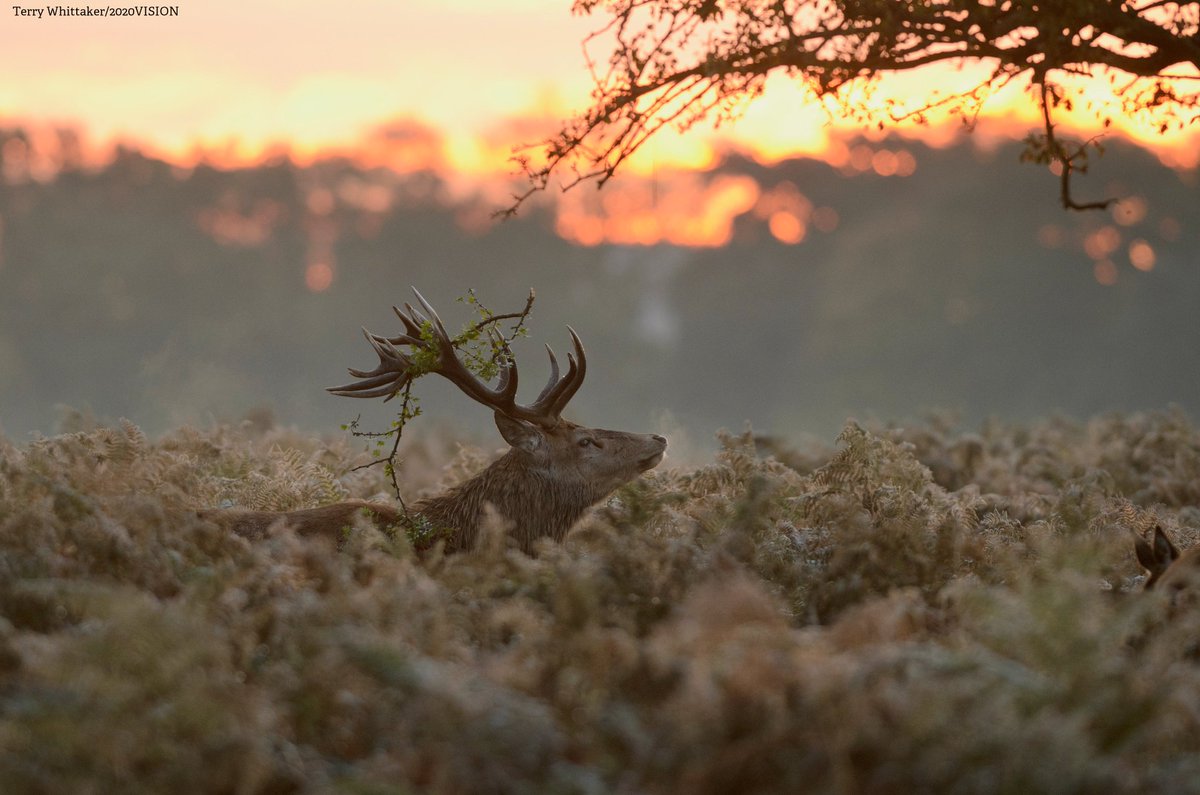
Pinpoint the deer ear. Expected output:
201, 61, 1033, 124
1135, 536, 1160, 572
494, 412, 543, 453
1153, 525, 1180, 565
1137, 525, 1180, 577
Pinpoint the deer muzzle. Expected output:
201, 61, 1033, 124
638, 434, 668, 471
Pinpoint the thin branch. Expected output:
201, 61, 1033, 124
349, 380, 415, 511
1038, 78, 1116, 211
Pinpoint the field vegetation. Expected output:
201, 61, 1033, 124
2, 409, 1200, 793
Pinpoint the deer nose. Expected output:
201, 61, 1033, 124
651, 434, 667, 444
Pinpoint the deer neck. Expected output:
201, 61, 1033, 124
414, 450, 604, 553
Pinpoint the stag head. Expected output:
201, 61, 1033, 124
328, 288, 666, 523
493, 411, 667, 497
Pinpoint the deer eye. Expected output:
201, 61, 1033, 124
578, 438, 594, 448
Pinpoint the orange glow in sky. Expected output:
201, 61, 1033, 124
2, 0, 1197, 252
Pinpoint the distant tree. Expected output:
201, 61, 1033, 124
508, 0, 1200, 213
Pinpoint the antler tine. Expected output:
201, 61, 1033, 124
533, 344, 561, 405
553, 327, 588, 414
403, 302, 426, 325
486, 328, 521, 406
365, 328, 411, 364
371, 319, 423, 348
391, 304, 425, 339
376, 333, 423, 347
332, 380, 413, 401
532, 326, 587, 417
494, 354, 518, 400
411, 288, 451, 342
327, 328, 414, 400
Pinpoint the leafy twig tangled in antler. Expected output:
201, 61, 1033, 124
340, 289, 536, 506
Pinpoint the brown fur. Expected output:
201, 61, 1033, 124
199, 500, 403, 545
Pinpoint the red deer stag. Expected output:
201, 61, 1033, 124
207, 289, 667, 553
1135, 525, 1200, 595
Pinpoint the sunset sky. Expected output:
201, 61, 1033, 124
2, 1, 1198, 433
4, 1, 601, 167
6, 0, 1199, 176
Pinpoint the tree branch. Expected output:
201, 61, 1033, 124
1038, 78, 1116, 212
504, 0, 1199, 215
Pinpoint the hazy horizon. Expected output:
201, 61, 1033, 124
3, 2, 1198, 449
1, 127, 1196, 453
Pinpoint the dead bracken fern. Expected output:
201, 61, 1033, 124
1, 410, 1200, 793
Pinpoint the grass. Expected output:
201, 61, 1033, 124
2, 409, 1200, 793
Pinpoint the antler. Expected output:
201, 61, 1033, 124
327, 288, 587, 427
